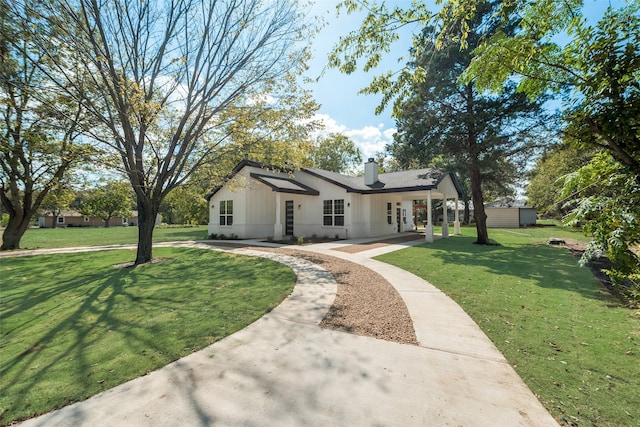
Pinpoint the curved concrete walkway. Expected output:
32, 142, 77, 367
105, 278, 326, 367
12, 240, 559, 426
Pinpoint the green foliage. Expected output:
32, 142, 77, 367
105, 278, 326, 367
80, 182, 133, 227
0, 1, 95, 249
213, 76, 320, 169
463, 1, 640, 175
377, 227, 640, 426
309, 133, 362, 173
12, 0, 314, 263
526, 144, 594, 218
389, 2, 549, 243
563, 152, 640, 305
40, 185, 76, 217
160, 184, 208, 225
0, 248, 296, 425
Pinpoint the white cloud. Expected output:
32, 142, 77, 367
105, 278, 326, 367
313, 114, 396, 160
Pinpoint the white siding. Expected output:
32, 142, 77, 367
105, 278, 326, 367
208, 168, 277, 239
486, 208, 520, 228
208, 166, 462, 239
293, 171, 350, 239
436, 175, 460, 199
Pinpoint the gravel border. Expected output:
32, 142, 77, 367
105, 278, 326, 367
254, 248, 418, 345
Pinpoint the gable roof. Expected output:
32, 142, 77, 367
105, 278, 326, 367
205, 159, 294, 200
303, 167, 461, 195
205, 160, 463, 200
250, 173, 319, 196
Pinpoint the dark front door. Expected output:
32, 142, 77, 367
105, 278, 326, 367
396, 207, 402, 232
285, 200, 294, 236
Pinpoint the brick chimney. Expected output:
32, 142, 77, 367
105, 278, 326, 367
364, 158, 378, 186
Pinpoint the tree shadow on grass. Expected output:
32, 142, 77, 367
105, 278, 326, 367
0, 248, 288, 425
1, 263, 157, 424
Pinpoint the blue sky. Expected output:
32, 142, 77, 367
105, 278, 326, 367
305, 0, 419, 160
304, 0, 629, 161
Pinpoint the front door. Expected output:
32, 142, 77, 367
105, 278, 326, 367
396, 207, 402, 232
285, 200, 294, 236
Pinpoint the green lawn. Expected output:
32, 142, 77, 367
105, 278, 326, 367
0, 247, 295, 426
377, 226, 640, 426
8, 225, 209, 249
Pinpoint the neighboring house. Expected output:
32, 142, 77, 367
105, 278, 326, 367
485, 199, 537, 228
38, 210, 139, 228
206, 159, 463, 242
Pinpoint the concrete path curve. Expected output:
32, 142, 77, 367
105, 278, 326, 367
12, 239, 559, 426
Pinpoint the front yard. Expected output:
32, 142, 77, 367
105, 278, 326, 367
377, 226, 640, 426
0, 247, 295, 425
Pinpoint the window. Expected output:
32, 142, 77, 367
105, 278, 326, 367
323, 199, 344, 226
323, 200, 332, 226
57, 216, 65, 224
219, 200, 233, 226
84, 216, 90, 223
334, 199, 345, 226
387, 202, 392, 224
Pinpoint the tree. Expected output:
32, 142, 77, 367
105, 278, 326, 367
211, 72, 321, 173
19, 0, 311, 264
443, 1, 639, 286
0, 1, 92, 249
563, 152, 640, 305
40, 183, 76, 228
460, 1, 639, 177
309, 133, 362, 173
331, 0, 549, 244
81, 181, 133, 228
159, 181, 208, 225
526, 143, 594, 218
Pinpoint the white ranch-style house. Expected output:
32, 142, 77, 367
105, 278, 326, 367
206, 159, 463, 242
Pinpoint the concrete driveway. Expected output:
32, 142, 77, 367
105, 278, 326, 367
15, 241, 559, 426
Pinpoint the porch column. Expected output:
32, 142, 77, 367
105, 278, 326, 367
425, 190, 434, 243
442, 196, 449, 238
454, 195, 461, 234
273, 192, 283, 241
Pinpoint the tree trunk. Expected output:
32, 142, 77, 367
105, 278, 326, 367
464, 82, 489, 245
470, 167, 490, 244
104, 218, 110, 228
1, 214, 32, 250
135, 199, 158, 265
52, 215, 58, 228
463, 200, 470, 224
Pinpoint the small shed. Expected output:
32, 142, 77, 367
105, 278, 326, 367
485, 206, 537, 228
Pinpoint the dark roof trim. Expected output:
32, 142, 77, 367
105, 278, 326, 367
349, 185, 439, 194
205, 159, 294, 200
302, 168, 464, 196
300, 168, 357, 192
250, 173, 320, 196
206, 160, 464, 200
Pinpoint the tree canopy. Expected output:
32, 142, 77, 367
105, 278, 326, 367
0, 0, 94, 249
461, 1, 640, 177
80, 181, 133, 228
332, 0, 549, 244
9, 0, 312, 263
309, 133, 362, 173
525, 143, 594, 218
